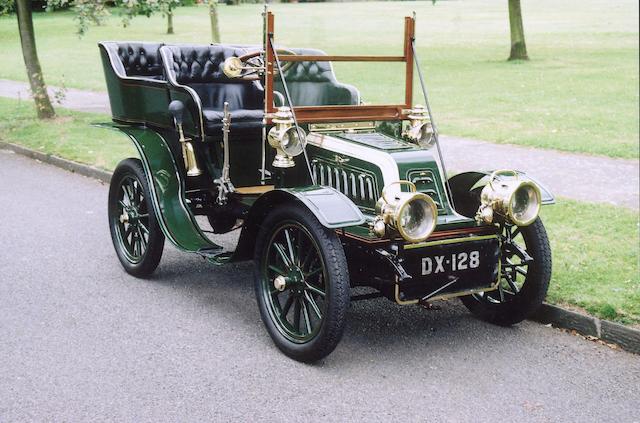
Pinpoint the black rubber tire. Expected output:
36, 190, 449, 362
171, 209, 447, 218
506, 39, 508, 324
460, 218, 552, 326
253, 203, 350, 362
108, 158, 165, 277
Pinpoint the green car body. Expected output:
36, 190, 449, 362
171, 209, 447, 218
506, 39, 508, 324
98, 12, 554, 361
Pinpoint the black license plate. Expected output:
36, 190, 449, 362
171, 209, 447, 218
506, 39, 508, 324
399, 236, 501, 302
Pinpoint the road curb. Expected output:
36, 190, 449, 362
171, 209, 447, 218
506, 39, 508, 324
532, 303, 640, 354
1, 141, 639, 355
0, 141, 111, 184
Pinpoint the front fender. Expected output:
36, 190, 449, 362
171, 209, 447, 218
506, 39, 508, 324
232, 186, 365, 262
448, 170, 555, 218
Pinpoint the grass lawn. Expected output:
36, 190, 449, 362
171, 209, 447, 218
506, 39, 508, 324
0, 0, 638, 158
1, 97, 638, 325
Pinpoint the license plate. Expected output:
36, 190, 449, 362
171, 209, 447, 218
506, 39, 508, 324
421, 250, 482, 275
399, 236, 500, 301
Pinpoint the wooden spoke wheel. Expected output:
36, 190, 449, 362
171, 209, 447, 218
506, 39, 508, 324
254, 204, 350, 362
460, 218, 552, 326
108, 159, 164, 277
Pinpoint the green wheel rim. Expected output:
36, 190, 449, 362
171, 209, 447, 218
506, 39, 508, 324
261, 222, 328, 344
113, 175, 151, 264
475, 223, 533, 304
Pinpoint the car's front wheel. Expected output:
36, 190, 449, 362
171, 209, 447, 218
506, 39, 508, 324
254, 203, 350, 362
460, 218, 552, 326
108, 158, 165, 277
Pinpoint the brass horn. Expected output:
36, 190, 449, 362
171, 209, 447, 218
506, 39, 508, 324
169, 101, 202, 177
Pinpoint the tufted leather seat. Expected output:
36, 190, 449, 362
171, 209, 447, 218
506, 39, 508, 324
102, 42, 165, 80
161, 45, 264, 134
275, 48, 360, 106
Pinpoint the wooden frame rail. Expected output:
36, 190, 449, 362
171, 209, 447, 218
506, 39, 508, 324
265, 12, 415, 124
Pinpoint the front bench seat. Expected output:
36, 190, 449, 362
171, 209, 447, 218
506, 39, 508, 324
160, 45, 264, 136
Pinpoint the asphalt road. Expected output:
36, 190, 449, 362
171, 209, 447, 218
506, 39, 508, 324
1, 150, 638, 422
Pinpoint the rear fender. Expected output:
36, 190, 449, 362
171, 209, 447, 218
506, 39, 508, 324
97, 122, 222, 254
232, 186, 365, 262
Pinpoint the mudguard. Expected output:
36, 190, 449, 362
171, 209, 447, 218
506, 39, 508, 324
449, 171, 555, 204
259, 187, 366, 229
448, 170, 555, 219
97, 122, 223, 255
231, 186, 365, 262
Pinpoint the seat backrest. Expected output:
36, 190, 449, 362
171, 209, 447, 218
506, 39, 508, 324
101, 42, 165, 80
161, 45, 263, 111
275, 48, 360, 106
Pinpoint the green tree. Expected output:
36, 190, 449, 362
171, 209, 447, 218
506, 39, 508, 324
508, 0, 529, 60
3, 0, 178, 119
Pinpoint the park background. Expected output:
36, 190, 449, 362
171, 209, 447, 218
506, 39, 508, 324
0, 0, 638, 326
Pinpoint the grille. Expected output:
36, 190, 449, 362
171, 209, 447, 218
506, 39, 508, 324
312, 161, 378, 207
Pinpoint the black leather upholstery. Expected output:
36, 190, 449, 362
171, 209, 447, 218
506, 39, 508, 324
275, 48, 360, 106
103, 42, 165, 80
162, 45, 264, 134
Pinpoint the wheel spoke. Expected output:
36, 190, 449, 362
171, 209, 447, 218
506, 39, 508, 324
138, 221, 150, 235
293, 298, 301, 332
296, 229, 304, 265
497, 283, 505, 302
301, 300, 313, 335
124, 225, 134, 239
284, 229, 296, 264
137, 226, 147, 250
305, 283, 326, 298
509, 241, 533, 263
280, 294, 294, 318
503, 273, 520, 294
268, 264, 287, 276
305, 266, 322, 279
300, 248, 314, 271
304, 291, 322, 319
273, 243, 293, 269
125, 181, 136, 204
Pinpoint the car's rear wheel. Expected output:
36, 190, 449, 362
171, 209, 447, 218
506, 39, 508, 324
460, 218, 551, 326
254, 203, 350, 362
108, 158, 164, 277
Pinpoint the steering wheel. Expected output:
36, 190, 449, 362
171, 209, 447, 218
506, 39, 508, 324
223, 49, 296, 81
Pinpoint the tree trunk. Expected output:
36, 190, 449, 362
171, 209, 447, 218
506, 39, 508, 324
15, 0, 55, 119
167, 9, 174, 35
209, 1, 220, 43
508, 0, 529, 61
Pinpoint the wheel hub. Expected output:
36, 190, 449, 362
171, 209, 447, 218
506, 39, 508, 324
119, 205, 139, 225
273, 267, 305, 294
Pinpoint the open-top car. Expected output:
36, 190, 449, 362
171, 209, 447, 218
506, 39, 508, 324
99, 10, 554, 362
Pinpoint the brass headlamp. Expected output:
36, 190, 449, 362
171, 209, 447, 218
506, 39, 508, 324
476, 170, 542, 226
373, 181, 438, 243
268, 106, 306, 168
404, 104, 436, 149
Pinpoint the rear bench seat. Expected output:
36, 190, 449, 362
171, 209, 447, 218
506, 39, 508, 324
100, 41, 166, 80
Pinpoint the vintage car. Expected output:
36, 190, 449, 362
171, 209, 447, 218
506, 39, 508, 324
98, 11, 553, 362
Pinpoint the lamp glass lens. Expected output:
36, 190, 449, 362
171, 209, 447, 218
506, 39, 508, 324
399, 197, 435, 240
281, 128, 304, 156
510, 184, 540, 224
418, 126, 436, 149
